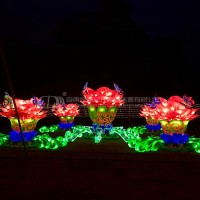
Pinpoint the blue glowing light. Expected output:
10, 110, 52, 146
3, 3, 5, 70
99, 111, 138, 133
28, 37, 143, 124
91, 123, 113, 134
145, 123, 162, 131
160, 133, 189, 144
9, 130, 38, 142
58, 122, 75, 129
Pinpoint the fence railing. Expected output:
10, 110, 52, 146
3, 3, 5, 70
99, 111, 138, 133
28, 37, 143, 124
1, 96, 200, 119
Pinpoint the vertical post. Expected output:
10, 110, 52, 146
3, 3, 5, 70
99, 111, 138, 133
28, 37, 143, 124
0, 42, 27, 156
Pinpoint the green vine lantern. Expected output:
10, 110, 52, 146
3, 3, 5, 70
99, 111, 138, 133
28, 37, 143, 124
81, 83, 124, 131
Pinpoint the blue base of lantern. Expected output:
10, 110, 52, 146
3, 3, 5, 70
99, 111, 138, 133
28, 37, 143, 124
145, 123, 162, 131
160, 133, 189, 144
9, 130, 38, 142
58, 122, 75, 129
91, 124, 113, 134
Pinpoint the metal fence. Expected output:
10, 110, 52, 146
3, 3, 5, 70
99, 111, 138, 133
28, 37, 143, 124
1, 95, 200, 119
39, 96, 153, 118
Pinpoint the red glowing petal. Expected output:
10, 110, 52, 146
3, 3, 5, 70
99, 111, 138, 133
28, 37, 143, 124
168, 96, 184, 103
52, 103, 80, 117
0, 97, 47, 120
153, 95, 199, 121
81, 86, 124, 108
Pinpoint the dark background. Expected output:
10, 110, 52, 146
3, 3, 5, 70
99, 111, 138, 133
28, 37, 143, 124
1, 2, 200, 199
0, 0, 199, 101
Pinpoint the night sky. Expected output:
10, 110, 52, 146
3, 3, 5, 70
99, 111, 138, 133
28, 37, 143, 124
0, 0, 199, 101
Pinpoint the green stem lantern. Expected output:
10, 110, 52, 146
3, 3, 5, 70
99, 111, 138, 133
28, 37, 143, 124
10, 118, 39, 132
88, 105, 117, 125
159, 120, 189, 135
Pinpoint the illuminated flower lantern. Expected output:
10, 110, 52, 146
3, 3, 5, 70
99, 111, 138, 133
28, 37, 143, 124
80, 82, 124, 133
140, 96, 162, 131
52, 103, 79, 129
0, 94, 47, 142
154, 95, 199, 145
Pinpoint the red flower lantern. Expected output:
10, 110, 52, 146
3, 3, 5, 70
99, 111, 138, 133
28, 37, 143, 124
80, 83, 124, 130
52, 103, 79, 129
154, 95, 199, 144
0, 94, 47, 142
140, 98, 161, 131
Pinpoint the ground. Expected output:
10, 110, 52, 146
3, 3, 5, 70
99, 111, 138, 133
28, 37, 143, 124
1, 118, 200, 199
